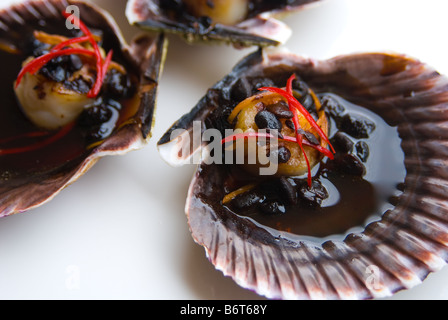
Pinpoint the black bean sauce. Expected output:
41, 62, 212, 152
224, 94, 406, 241
0, 21, 138, 181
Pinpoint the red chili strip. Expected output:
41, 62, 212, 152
281, 135, 334, 159
15, 12, 113, 99
0, 130, 51, 145
0, 122, 75, 156
62, 11, 96, 42
220, 132, 334, 160
224, 75, 336, 186
88, 42, 104, 98
62, 11, 104, 98
102, 50, 113, 79
259, 84, 335, 154
15, 48, 96, 88
285, 74, 312, 186
7, 14, 114, 157
51, 35, 91, 52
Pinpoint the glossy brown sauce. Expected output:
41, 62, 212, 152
224, 94, 406, 240
0, 21, 137, 183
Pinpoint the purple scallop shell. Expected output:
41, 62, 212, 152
0, 0, 167, 217
126, 0, 322, 47
158, 49, 448, 299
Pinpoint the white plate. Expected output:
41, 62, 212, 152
0, 0, 447, 300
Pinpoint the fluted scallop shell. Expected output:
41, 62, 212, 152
158, 49, 448, 300
0, 0, 167, 217
126, 0, 322, 47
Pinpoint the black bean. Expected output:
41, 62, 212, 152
32, 39, 85, 82
321, 95, 345, 119
230, 78, 252, 102
339, 114, 376, 139
232, 191, 262, 210
331, 153, 366, 176
266, 101, 293, 119
63, 77, 91, 94
278, 147, 291, 163
81, 102, 119, 144
285, 119, 295, 131
355, 141, 370, 162
300, 94, 315, 113
298, 180, 329, 206
331, 132, 354, 153
278, 177, 298, 205
298, 129, 319, 146
32, 42, 50, 58
39, 54, 86, 83
84, 130, 102, 142
268, 146, 291, 164
259, 200, 286, 215
104, 69, 134, 99
255, 110, 282, 131
39, 61, 67, 82
292, 78, 309, 97
78, 103, 113, 127
51, 66, 67, 82
68, 54, 83, 72
251, 77, 275, 94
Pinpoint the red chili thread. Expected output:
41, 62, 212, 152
285, 74, 312, 187
16, 11, 113, 99
8, 12, 115, 156
222, 75, 335, 187
0, 130, 51, 145
51, 35, 91, 52
0, 122, 75, 156
61, 11, 105, 98
15, 47, 96, 87
221, 132, 334, 159
102, 50, 113, 79
259, 80, 335, 154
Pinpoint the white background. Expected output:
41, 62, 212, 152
1, 0, 448, 300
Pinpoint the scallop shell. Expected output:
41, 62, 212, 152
126, 0, 322, 47
158, 49, 448, 300
0, 0, 167, 217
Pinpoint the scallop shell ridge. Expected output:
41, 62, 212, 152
162, 49, 448, 299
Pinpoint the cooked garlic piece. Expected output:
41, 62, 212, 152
183, 0, 249, 25
14, 71, 94, 130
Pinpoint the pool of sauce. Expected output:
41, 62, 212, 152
0, 19, 138, 184
224, 94, 407, 240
